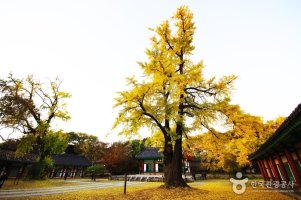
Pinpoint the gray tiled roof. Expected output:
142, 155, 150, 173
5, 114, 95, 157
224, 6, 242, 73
136, 147, 163, 159
51, 154, 91, 166
0, 149, 37, 163
0, 149, 91, 167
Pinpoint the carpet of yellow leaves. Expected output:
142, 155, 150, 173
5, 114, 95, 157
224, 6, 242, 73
3, 179, 79, 189
5, 179, 294, 200
196, 180, 293, 200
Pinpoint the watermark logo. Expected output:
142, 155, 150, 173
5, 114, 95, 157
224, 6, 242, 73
230, 172, 295, 194
251, 180, 295, 193
230, 172, 248, 194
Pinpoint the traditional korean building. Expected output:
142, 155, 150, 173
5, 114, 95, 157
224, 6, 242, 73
136, 147, 164, 174
0, 149, 91, 178
49, 154, 91, 178
0, 149, 36, 178
183, 153, 201, 176
249, 103, 301, 186
136, 147, 201, 176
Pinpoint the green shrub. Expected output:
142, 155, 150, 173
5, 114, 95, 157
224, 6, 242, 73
87, 165, 106, 173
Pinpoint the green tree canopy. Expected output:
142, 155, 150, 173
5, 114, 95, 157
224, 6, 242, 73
67, 132, 107, 165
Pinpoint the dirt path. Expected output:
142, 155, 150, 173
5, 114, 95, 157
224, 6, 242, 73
0, 180, 144, 198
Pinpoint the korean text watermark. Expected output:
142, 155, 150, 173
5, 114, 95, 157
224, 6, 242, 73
230, 172, 295, 194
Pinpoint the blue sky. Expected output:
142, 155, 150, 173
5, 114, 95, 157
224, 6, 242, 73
1, 0, 301, 141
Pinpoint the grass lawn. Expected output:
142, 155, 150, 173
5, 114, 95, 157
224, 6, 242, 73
2, 179, 294, 200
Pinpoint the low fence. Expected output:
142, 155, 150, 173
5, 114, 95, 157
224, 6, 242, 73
109, 174, 197, 182
206, 173, 262, 179
110, 174, 164, 182
109, 173, 262, 182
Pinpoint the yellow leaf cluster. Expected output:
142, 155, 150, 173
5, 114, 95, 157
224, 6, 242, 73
185, 105, 285, 171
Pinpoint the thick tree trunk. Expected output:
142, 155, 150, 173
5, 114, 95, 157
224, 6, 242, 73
162, 56, 189, 187
164, 139, 188, 187
163, 125, 188, 188
35, 135, 51, 179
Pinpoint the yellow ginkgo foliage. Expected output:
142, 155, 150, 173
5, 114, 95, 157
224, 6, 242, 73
185, 106, 285, 173
113, 6, 236, 187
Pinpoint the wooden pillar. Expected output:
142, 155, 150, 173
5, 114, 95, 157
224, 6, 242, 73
269, 156, 282, 181
153, 160, 156, 175
73, 167, 77, 177
81, 167, 84, 177
259, 160, 269, 181
0, 165, 6, 175
285, 149, 301, 185
257, 160, 267, 181
276, 153, 290, 182
266, 158, 276, 181
256, 160, 264, 179
263, 159, 273, 180
141, 160, 144, 174
60, 168, 64, 178
72, 166, 76, 178
49, 169, 54, 178
294, 149, 301, 165
69, 167, 72, 178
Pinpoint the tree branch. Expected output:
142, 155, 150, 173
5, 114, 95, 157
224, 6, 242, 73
185, 87, 216, 96
182, 104, 201, 110
200, 122, 219, 139
138, 99, 167, 135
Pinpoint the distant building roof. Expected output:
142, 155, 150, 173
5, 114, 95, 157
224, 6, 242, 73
0, 149, 91, 167
136, 147, 163, 159
0, 149, 36, 163
64, 145, 77, 154
51, 154, 91, 166
249, 103, 301, 160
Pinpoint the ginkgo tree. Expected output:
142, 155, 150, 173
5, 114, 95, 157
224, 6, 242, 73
113, 6, 236, 187
0, 74, 70, 178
